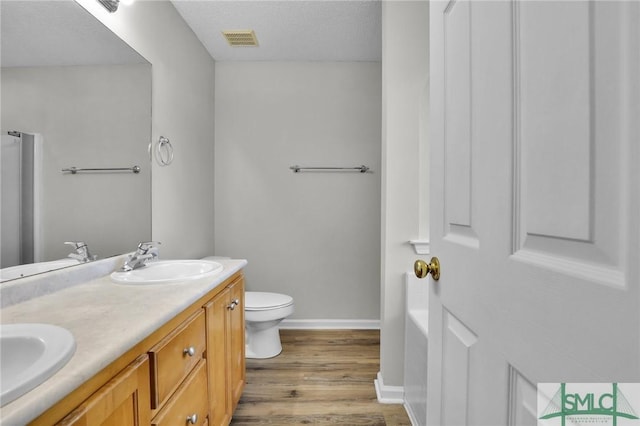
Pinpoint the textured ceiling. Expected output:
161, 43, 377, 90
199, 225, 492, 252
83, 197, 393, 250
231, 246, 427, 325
171, 0, 382, 62
1, 1, 381, 66
1, 0, 147, 67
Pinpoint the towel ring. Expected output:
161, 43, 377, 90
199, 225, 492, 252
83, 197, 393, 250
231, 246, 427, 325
155, 136, 174, 166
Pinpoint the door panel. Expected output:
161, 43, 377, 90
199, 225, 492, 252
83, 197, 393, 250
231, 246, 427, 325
441, 310, 477, 426
518, 1, 592, 242
444, 0, 475, 244
428, 1, 640, 425
507, 366, 537, 426
513, 1, 628, 288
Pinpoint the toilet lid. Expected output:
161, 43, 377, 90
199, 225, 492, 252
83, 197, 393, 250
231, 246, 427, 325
245, 292, 293, 311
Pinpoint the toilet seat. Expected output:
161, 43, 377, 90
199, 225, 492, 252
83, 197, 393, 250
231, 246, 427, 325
245, 292, 293, 311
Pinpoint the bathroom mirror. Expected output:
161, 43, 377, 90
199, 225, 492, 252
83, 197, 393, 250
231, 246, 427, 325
0, 0, 152, 281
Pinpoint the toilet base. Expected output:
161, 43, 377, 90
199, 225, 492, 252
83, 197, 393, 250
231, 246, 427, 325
245, 324, 283, 359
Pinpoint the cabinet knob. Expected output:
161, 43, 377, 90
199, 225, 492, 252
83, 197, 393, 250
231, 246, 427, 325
233, 298, 240, 306
186, 413, 198, 424
227, 299, 239, 310
183, 346, 196, 357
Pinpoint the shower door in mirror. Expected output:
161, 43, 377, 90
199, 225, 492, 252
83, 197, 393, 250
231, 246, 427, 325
1, 133, 38, 267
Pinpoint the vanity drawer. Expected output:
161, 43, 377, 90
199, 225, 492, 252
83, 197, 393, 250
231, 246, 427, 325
149, 309, 206, 409
151, 359, 208, 426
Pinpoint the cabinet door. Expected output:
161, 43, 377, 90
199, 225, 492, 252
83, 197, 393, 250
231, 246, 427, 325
204, 288, 231, 426
228, 278, 245, 409
57, 355, 150, 426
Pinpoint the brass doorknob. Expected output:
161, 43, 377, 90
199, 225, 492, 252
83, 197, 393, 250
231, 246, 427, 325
414, 257, 440, 280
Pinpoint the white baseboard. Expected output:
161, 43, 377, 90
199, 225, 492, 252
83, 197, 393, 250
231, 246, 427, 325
374, 371, 404, 404
404, 402, 421, 426
280, 319, 380, 330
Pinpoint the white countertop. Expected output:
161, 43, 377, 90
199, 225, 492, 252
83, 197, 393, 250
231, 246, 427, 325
0, 257, 247, 425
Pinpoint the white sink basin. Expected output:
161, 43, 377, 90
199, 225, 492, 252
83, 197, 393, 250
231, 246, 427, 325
0, 323, 76, 407
110, 260, 223, 285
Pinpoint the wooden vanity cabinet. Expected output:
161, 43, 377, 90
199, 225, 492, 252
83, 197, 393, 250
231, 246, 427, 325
205, 275, 245, 425
57, 355, 150, 426
33, 271, 246, 426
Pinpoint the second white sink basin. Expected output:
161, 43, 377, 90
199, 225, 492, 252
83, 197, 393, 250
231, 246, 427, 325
110, 260, 223, 285
0, 323, 76, 407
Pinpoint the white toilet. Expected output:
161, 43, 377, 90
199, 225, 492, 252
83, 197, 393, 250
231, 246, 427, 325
244, 291, 294, 359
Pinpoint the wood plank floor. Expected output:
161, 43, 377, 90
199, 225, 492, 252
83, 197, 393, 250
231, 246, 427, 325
230, 330, 411, 425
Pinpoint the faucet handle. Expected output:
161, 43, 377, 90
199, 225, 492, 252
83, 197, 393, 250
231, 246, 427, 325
65, 241, 87, 250
136, 241, 161, 254
64, 241, 95, 262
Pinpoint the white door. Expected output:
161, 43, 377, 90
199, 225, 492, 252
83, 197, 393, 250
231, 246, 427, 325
424, 1, 639, 425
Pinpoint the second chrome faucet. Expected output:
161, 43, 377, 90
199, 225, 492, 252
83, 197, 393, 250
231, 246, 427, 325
120, 241, 161, 272
65, 241, 96, 263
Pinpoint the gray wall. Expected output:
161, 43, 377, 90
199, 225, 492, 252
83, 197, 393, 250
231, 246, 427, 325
80, 0, 216, 260
214, 62, 381, 321
1, 65, 151, 262
77, 0, 429, 393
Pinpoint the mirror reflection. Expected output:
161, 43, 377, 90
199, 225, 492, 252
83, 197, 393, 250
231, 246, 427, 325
0, 0, 152, 281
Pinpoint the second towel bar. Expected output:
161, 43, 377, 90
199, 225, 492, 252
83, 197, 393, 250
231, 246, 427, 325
290, 165, 370, 173
62, 166, 141, 174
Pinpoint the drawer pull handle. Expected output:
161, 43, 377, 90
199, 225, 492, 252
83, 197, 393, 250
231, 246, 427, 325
186, 413, 198, 424
183, 346, 196, 357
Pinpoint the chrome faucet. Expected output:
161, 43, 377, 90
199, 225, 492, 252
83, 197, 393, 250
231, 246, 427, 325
64, 241, 95, 263
120, 241, 161, 272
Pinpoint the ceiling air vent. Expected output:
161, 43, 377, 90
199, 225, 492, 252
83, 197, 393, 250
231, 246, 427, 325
222, 30, 259, 47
